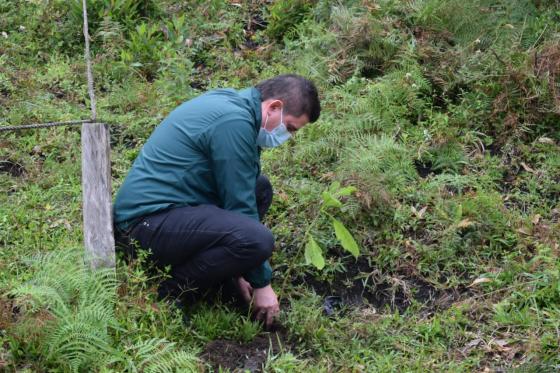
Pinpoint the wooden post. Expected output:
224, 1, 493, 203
81, 122, 115, 269
81, 0, 115, 269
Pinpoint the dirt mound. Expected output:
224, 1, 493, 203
202, 330, 287, 372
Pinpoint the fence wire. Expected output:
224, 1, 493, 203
0, 120, 111, 132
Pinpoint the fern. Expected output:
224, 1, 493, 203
337, 134, 417, 196
286, 3, 402, 85
9, 249, 199, 372
408, 0, 489, 44
115, 338, 199, 372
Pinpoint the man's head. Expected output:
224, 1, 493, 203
255, 74, 320, 135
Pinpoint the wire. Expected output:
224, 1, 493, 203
0, 120, 112, 132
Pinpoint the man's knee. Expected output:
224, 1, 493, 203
257, 227, 274, 260
239, 223, 274, 261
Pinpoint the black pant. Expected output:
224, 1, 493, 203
124, 175, 274, 299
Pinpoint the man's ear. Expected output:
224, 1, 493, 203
268, 99, 283, 112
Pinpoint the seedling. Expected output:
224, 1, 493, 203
303, 182, 360, 270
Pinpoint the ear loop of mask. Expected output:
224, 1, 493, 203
264, 113, 270, 131
263, 102, 283, 132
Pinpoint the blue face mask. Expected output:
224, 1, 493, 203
256, 109, 292, 148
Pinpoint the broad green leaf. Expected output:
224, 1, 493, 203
331, 218, 359, 258
336, 186, 357, 197
322, 191, 342, 208
305, 236, 325, 270
328, 181, 341, 194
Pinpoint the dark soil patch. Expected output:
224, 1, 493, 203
414, 160, 442, 178
294, 257, 468, 314
189, 80, 207, 90
0, 159, 25, 177
202, 329, 288, 373
485, 143, 502, 156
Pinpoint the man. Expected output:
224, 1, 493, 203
113, 74, 320, 327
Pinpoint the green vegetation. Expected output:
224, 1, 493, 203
1, 0, 559, 371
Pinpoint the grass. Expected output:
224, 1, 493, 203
1, 0, 559, 371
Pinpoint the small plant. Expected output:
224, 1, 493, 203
121, 22, 170, 80
66, 0, 162, 36
266, 0, 315, 41
8, 250, 199, 372
303, 182, 360, 270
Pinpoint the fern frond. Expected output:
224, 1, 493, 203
123, 338, 199, 373
8, 249, 121, 371
337, 134, 417, 196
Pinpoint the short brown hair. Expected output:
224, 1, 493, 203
255, 74, 321, 122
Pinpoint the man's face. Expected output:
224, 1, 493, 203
261, 99, 309, 135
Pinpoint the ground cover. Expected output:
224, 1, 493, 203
1, 0, 559, 371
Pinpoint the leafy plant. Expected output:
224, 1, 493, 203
266, 0, 316, 41
66, 0, 162, 37
303, 182, 360, 269
120, 22, 170, 80
8, 250, 199, 372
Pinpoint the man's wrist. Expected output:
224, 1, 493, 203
252, 284, 272, 292
243, 275, 270, 289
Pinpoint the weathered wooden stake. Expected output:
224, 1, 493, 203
81, 122, 115, 269
81, 0, 115, 269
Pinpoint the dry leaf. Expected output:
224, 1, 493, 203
520, 162, 535, 173
491, 339, 512, 352
531, 214, 541, 225
411, 205, 427, 218
468, 277, 492, 287
537, 137, 555, 145
465, 338, 483, 348
457, 219, 474, 228
516, 227, 531, 235
460, 338, 483, 356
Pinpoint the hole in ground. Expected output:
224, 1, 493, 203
0, 159, 26, 177
202, 328, 288, 373
414, 160, 443, 178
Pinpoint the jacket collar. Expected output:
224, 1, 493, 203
238, 88, 262, 132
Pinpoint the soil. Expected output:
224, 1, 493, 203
202, 328, 288, 373
294, 256, 468, 314
414, 160, 442, 178
0, 159, 25, 177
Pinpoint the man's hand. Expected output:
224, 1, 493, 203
252, 285, 280, 328
235, 276, 253, 303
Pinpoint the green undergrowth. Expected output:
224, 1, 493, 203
1, 0, 559, 371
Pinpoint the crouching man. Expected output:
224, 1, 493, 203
113, 74, 320, 327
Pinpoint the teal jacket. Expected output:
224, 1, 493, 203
113, 87, 272, 288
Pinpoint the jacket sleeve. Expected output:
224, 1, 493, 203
243, 260, 272, 288
209, 115, 272, 288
